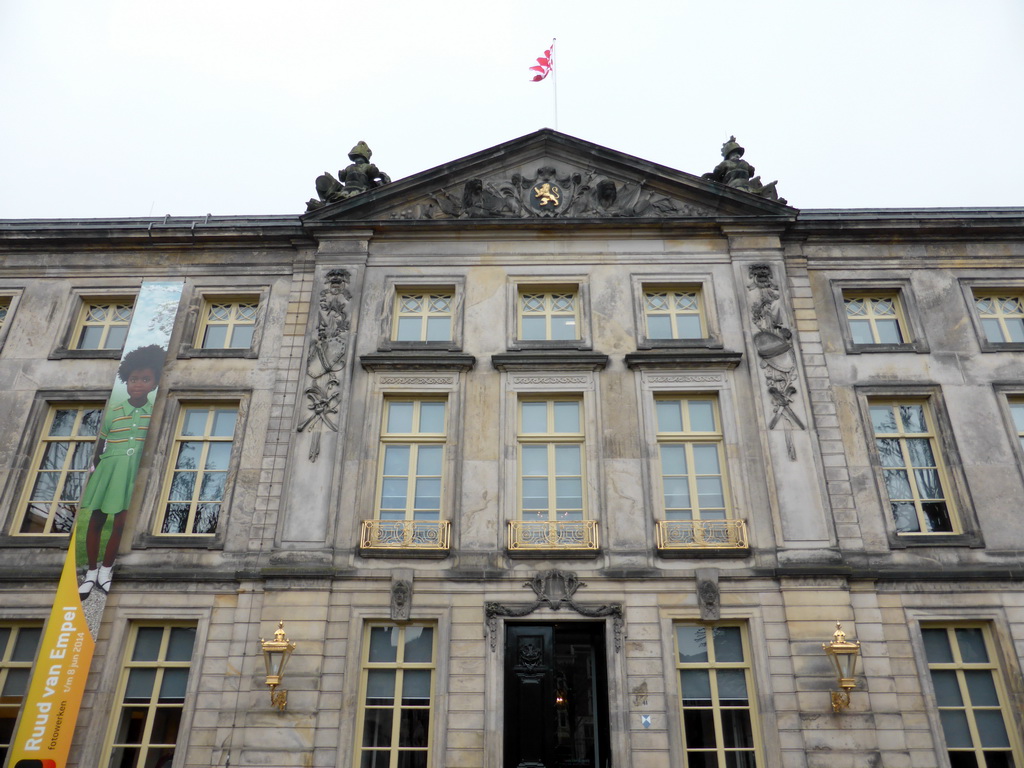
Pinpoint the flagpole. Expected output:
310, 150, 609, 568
552, 38, 558, 131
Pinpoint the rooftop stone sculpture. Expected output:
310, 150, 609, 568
702, 136, 787, 205
305, 141, 392, 211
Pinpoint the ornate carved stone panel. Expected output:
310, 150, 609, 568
389, 166, 713, 220
747, 263, 805, 459
484, 570, 625, 652
297, 269, 351, 461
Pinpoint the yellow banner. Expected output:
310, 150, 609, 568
8, 542, 94, 768
8, 281, 184, 768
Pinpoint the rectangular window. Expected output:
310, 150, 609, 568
675, 622, 760, 768
393, 292, 453, 343
196, 298, 258, 350
72, 299, 135, 350
103, 624, 197, 768
973, 293, 1024, 344
0, 623, 43, 762
921, 624, 1023, 768
844, 293, 907, 345
1009, 399, 1024, 454
519, 398, 585, 521
158, 403, 238, 535
657, 396, 728, 520
654, 396, 745, 550
870, 400, 957, 534
509, 397, 597, 551
356, 623, 435, 768
363, 399, 450, 550
644, 287, 704, 340
15, 403, 104, 535
518, 288, 580, 341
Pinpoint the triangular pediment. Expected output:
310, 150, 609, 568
301, 130, 795, 224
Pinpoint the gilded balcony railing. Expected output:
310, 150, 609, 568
360, 520, 451, 550
507, 520, 600, 551
656, 519, 749, 550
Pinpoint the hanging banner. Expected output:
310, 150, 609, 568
9, 281, 184, 768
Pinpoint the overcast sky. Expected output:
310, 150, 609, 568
2, 1, 1022, 219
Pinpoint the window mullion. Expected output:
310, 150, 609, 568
708, 663, 727, 767
895, 436, 925, 527
390, 666, 404, 768
140, 666, 163, 755
683, 443, 699, 519
546, 442, 558, 520
97, 313, 112, 349
406, 443, 420, 521
868, 304, 882, 343
953, 667, 985, 765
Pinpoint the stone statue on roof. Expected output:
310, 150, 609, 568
702, 136, 787, 205
306, 141, 392, 212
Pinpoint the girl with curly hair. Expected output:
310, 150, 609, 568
78, 344, 166, 597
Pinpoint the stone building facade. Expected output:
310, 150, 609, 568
0, 130, 1022, 768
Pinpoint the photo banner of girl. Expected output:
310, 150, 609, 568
9, 281, 184, 768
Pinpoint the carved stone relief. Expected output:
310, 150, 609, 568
297, 269, 351, 461
631, 681, 649, 707
391, 578, 412, 621
747, 263, 805, 459
696, 568, 720, 621
484, 570, 625, 652
390, 167, 713, 220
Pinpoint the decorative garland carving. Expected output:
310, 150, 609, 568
648, 374, 724, 384
389, 167, 712, 220
484, 570, 625, 652
379, 376, 455, 386
297, 269, 351, 461
510, 375, 589, 386
747, 264, 805, 458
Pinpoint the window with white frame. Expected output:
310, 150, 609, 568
102, 623, 197, 768
653, 395, 747, 549
1009, 398, 1024, 454
656, 395, 728, 521
355, 623, 436, 768
363, 398, 449, 550
973, 292, 1024, 344
869, 400, 958, 534
921, 623, 1023, 768
196, 297, 259, 350
518, 398, 585, 523
14, 403, 104, 535
0, 622, 43, 761
843, 292, 909, 345
508, 394, 599, 551
643, 286, 705, 340
675, 622, 761, 768
393, 291, 454, 343
71, 298, 135, 351
157, 403, 238, 535
518, 287, 580, 341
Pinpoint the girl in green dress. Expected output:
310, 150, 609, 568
78, 344, 165, 597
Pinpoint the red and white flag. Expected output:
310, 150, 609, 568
530, 41, 554, 81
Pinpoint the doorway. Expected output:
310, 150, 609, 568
504, 622, 611, 768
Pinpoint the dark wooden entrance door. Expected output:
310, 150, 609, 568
504, 623, 611, 768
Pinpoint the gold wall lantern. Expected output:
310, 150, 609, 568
822, 620, 860, 712
260, 620, 296, 711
